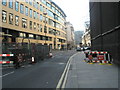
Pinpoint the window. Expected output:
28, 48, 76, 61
33, 11, 36, 19
34, 22, 36, 30
25, 6, 28, 16
25, 0, 28, 3
37, 12, 39, 20
19, 33, 26, 38
22, 18, 27, 28
41, 0, 46, 5
15, 15, 19, 26
2, 10, 7, 23
20, 4, 24, 14
29, 34, 34, 39
52, 6, 56, 12
29, 0, 32, 5
47, 2, 51, 8
30, 9, 32, 18
40, 25, 42, 32
40, 14, 42, 21
9, 0, 13, 8
44, 26, 47, 33
37, 2, 39, 10
37, 24, 39, 31
29, 21, 32, 29
33, 0, 35, 8
40, 4, 43, 12
15, 1, 19, 11
2, 0, 7, 6
9, 13, 13, 24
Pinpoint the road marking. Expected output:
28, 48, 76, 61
0, 71, 14, 78
56, 52, 79, 89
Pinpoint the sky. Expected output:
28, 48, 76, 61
53, 0, 90, 31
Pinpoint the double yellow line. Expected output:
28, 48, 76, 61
56, 52, 78, 89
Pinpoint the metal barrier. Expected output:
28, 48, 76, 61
2, 42, 50, 67
84, 51, 113, 64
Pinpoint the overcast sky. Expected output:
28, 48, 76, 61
53, 0, 90, 31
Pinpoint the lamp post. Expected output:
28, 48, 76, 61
43, 12, 47, 45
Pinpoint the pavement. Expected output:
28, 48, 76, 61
65, 51, 119, 89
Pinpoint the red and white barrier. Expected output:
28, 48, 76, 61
84, 51, 112, 64
0, 54, 14, 56
0, 61, 13, 64
0, 54, 14, 64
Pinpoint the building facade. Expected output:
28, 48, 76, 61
74, 31, 83, 47
90, 2, 120, 64
82, 21, 91, 47
0, 0, 67, 50
65, 22, 75, 50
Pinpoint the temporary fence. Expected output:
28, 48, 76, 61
84, 51, 113, 64
1, 42, 50, 67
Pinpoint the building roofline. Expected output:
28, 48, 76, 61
48, 0, 67, 17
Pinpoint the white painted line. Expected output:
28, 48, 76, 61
56, 52, 79, 89
0, 71, 14, 78
61, 53, 78, 88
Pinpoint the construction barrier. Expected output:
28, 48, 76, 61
0, 54, 14, 67
84, 51, 112, 64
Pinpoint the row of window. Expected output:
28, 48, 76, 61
19, 32, 52, 41
2, 0, 65, 21
2, 10, 66, 37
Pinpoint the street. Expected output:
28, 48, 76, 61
2, 50, 76, 88
1, 50, 120, 89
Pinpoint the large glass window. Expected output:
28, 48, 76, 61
41, 0, 46, 5
34, 22, 36, 30
9, 13, 13, 24
20, 4, 24, 14
37, 12, 39, 20
29, 21, 32, 30
15, 1, 19, 12
2, 10, 7, 23
40, 25, 42, 32
15, 15, 19, 26
22, 18, 27, 28
47, 2, 51, 8
37, 24, 40, 31
9, 0, 13, 8
29, 0, 32, 5
40, 4, 43, 12
33, 11, 36, 19
29, 34, 34, 39
52, 6, 56, 12
30, 9, 32, 18
2, 0, 7, 6
25, 6, 28, 16
40, 14, 42, 21
37, 2, 39, 10
25, 0, 28, 3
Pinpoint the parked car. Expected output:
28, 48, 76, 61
76, 47, 81, 51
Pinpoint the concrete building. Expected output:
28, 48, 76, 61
82, 21, 91, 47
90, 2, 120, 64
74, 31, 84, 47
0, 0, 67, 50
65, 22, 75, 50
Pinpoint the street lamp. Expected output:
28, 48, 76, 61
43, 12, 47, 45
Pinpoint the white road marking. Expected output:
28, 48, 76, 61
0, 71, 14, 78
56, 52, 79, 89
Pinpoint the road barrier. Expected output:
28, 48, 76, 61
0, 54, 14, 67
84, 51, 112, 64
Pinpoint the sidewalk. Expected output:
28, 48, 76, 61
65, 52, 119, 88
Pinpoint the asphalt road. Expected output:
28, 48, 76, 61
2, 50, 76, 88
